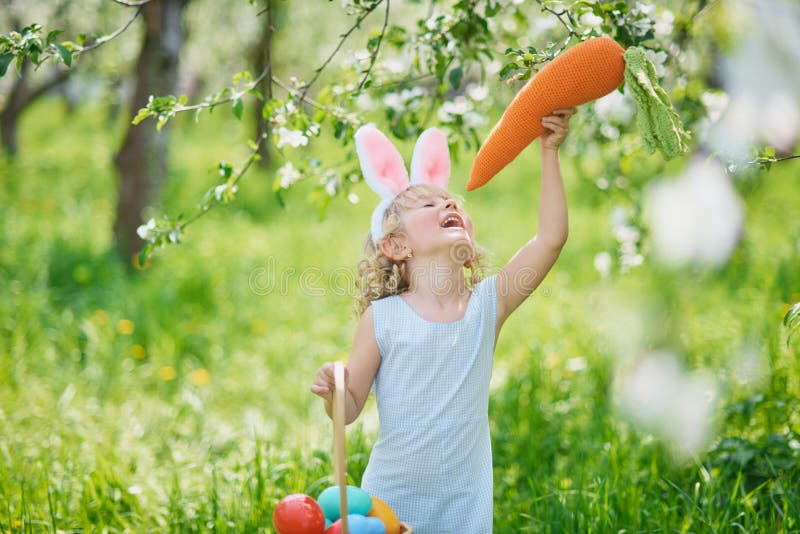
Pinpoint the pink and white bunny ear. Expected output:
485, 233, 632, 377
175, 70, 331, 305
410, 127, 450, 188
354, 124, 410, 200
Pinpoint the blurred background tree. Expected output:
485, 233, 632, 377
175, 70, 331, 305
3, 0, 797, 264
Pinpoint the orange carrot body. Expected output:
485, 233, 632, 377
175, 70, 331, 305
468, 37, 626, 191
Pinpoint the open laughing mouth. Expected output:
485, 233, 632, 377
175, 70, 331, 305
441, 213, 466, 229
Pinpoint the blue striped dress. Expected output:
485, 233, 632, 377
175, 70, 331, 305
361, 275, 497, 534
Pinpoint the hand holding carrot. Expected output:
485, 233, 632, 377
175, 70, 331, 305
540, 108, 577, 151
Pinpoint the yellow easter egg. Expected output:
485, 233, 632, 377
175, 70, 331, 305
367, 496, 401, 534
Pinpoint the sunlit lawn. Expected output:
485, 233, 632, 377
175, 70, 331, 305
0, 97, 798, 532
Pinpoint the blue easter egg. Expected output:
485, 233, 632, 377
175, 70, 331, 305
346, 514, 371, 534
363, 516, 387, 534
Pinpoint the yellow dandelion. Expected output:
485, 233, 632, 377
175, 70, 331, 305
117, 319, 135, 335
559, 477, 572, 490
92, 310, 109, 325
251, 318, 268, 335
131, 252, 152, 270
11, 519, 22, 529
158, 366, 177, 381
131, 344, 147, 360
188, 368, 212, 386
544, 352, 561, 369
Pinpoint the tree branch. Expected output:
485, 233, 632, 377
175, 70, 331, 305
111, 0, 152, 6
534, 0, 577, 55
271, 75, 348, 118
177, 136, 266, 233
300, 0, 385, 102
357, 0, 390, 91
166, 62, 272, 115
78, 4, 147, 54
747, 154, 800, 165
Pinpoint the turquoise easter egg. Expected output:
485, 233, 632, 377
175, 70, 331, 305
317, 486, 342, 521
317, 486, 373, 521
346, 486, 373, 516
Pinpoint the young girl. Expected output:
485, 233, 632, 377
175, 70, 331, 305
311, 108, 576, 533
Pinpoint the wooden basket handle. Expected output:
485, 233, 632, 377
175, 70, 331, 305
333, 362, 349, 534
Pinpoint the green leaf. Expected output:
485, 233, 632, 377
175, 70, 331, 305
448, 66, 463, 90
46, 30, 64, 45
53, 43, 72, 67
784, 302, 800, 327
0, 53, 13, 77
131, 107, 151, 125
232, 70, 253, 85
498, 62, 519, 81
232, 98, 244, 120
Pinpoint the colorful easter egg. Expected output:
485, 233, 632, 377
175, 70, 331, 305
346, 486, 373, 516
366, 496, 400, 534
272, 493, 326, 534
317, 486, 373, 521
362, 516, 388, 534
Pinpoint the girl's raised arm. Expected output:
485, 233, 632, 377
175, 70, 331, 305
495, 108, 574, 331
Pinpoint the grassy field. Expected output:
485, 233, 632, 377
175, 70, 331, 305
0, 97, 798, 533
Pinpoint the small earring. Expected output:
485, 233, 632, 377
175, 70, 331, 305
407, 251, 413, 259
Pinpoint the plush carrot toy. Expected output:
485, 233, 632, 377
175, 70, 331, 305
467, 36, 690, 191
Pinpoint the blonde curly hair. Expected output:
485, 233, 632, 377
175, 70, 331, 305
354, 184, 487, 316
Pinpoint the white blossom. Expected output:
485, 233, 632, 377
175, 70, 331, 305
466, 83, 489, 101
653, 9, 675, 37
383, 93, 403, 110
325, 180, 337, 196
464, 111, 488, 128
645, 158, 743, 268
709, 0, 800, 155
594, 252, 612, 279
438, 96, 474, 122
580, 12, 604, 28
644, 49, 668, 78
276, 127, 309, 149
615, 351, 718, 457
277, 162, 302, 189
383, 57, 407, 74
593, 89, 635, 124
136, 218, 156, 240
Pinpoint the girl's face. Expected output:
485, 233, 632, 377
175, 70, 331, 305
399, 193, 474, 258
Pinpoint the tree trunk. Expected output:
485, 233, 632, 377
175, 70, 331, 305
113, 0, 189, 261
252, 0, 275, 166
0, 63, 69, 156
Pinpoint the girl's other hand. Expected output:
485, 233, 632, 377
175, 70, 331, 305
540, 107, 577, 151
310, 362, 347, 402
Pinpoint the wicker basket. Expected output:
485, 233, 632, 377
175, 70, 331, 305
333, 362, 412, 534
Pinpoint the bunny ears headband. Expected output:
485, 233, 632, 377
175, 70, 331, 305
354, 125, 451, 244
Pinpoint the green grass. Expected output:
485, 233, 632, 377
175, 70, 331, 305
0, 96, 798, 532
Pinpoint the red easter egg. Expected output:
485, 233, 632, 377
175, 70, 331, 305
324, 519, 342, 534
273, 494, 326, 534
